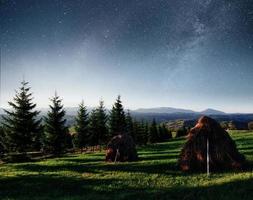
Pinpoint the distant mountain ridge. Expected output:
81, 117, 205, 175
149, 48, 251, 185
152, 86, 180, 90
0, 106, 226, 115
0, 106, 244, 116
199, 108, 226, 115
133, 107, 195, 114
133, 107, 226, 115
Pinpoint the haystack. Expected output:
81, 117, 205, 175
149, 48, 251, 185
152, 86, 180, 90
105, 134, 138, 162
179, 116, 245, 172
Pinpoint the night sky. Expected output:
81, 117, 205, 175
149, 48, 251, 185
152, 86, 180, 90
1, 0, 253, 112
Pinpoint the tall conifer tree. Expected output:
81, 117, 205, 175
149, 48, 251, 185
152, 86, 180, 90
149, 119, 158, 143
73, 101, 89, 150
88, 109, 99, 147
143, 121, 149, 145
96, 100, 108, 144
2, 81, 42, 152
109, 95, 126, 136
158, 125, 163, 142
133, 120, 148, 145
89, 100, 108, 147
159, 124, 172, 141
125, 110, 134, 137
43, 93, 69, 155
0, 126, 6, 156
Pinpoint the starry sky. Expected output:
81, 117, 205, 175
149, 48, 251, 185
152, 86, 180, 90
1, 0, 253, 112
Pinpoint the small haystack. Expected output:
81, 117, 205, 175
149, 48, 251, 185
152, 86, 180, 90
179, 116, 245, 172
105, 134, 138, 162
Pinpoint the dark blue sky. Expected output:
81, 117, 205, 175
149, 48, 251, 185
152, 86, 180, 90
1, 0, 253, 112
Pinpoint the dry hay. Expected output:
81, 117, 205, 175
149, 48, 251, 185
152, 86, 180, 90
178, 116, 245, 172
105, 134, 138, 162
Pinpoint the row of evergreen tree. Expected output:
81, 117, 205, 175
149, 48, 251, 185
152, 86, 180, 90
0, 81, 172, 156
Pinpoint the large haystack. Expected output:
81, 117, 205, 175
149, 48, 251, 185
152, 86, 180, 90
179, 116, 245, 172
105, 134, 138, 162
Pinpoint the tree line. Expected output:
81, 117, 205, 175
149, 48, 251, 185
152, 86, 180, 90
0, 81, 172, 156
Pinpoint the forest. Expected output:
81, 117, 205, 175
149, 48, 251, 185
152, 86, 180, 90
0, 81, 172, 160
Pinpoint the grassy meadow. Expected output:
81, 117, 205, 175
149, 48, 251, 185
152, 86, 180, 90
0, 131, 253, 200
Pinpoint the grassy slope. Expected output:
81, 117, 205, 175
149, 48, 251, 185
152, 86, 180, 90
0, 131, 253, 200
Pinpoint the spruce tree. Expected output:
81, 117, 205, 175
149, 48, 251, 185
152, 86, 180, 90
88, 109, 98, 147
109, 95, 126, 137
143, 121, 149, 145
89, 100, 108, 147
96, 100, 108, 144
125, 110, 134, 137
43, 93, 69, 155
140, 120, 149, 145
132, 120, 139, 144
133, 120, 148, 145
158, 125, 164, 142
175, 126, 188, 138
160, 124, 172, 141
2, 81, 42, 153
149, 119, 158, 143
73, 101, 89, 150
0, 126, 6, 157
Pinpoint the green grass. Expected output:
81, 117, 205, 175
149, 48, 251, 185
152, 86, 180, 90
1, 131, 253, 200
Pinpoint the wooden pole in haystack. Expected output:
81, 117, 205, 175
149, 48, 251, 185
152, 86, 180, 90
114, 149, 120, 163
207, 137, 210, 176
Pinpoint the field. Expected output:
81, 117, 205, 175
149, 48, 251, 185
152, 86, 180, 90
0, 131, 253, 200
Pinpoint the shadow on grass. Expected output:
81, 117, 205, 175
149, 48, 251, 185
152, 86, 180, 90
139, 154, 179, 161
1, 173, 253, 200
234, 137, 253, 144
58, 154, 178, 163
0, 175, 125, 199
59, 157, 104, 163
13, 160, 180, 176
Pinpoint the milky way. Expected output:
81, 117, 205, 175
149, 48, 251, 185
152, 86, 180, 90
1, 0, 253, 112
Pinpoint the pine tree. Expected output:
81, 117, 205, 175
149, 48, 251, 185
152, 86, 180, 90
88, 109, 98, 147
149, 119, 158, 143
89, 100, 108, 147
109, 95, 126, 137
133, 120, 148, 145
143, 121, 149, 145
140, 120, 149, 145
0, 126, 6, 157
161, 124, 172, 141
2, 81, 42, 153
96, 100, 108, 145
156, 123, 172, 142
158, 125, 164, 142
175, 126, 188, 138
132, 120, 139, 144
73, 101, 89, 151
43, 93, 69, 155
125, 110, 134, 137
